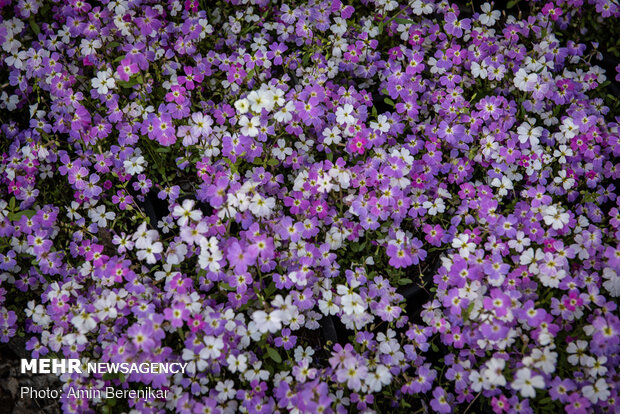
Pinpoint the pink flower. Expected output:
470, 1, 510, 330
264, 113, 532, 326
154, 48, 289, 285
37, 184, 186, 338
348, 135, 367, 155
184, 0, 198, 12
117, 57, 139, 81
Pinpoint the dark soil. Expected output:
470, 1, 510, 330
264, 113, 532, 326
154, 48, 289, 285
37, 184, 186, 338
0, 337, 61, 414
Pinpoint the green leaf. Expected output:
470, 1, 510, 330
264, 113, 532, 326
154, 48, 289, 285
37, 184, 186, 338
507, 0, 517, 8
462, 301, 476, 321
394, 18, 414, 25
384, 98, 395, 107
157, 165, 166, 178
156, 147, 170, 153
9, 210, 36, 221
372, 106, 377, 118
267, 347, 282, 363
267, 158, 279, 166
582, 192, 598, 203
265, 282, 277, 297
107, 41, 120, 49
398, 278, 413, 285
118, 75, 143, 89
223, 157, 237, 173
218, 283, 236, 291
9, 197, 15, 210
29, 18, 40, 36
431, 343, 439, 352
118, 80, 136, 89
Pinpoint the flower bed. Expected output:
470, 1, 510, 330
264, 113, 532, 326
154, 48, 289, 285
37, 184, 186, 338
1, 0, 619, 413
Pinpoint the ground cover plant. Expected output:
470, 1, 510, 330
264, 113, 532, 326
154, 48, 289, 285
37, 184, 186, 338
1, 0, 619, 412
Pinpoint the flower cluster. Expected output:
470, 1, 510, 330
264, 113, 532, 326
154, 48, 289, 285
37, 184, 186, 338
1, 0, 619, 413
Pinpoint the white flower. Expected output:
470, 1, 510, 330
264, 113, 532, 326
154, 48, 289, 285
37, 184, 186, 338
234, 98, 250, 114
523, 347, 557, 375
411, 0, 433, 14
479, 3, 500, 26
172, 199, 202, 226
271, 294, 296, 321
293, 346, 315, 363
469, 370, 486, 392
471, 61, 488, 79
136, 239, 163, 264
71, 310, 97, 333
190, 112, 213, 138
559, 117, 578, 139
511, 368, 544, 398
133, 222, 159, 248
80, 38, 102, 55
318, 290, 339, 315
553, 170, 575, 190
247, 89, 275, 113
182, 348, 207, 374
482, 358, 506, 387
272, 138, 293, 160
452, 233, 476, 258
602, 267, 620, 297
0, 92, 19, 111
215, 380, 236, 402
330, 17, 347, 35
274, 101, 294, 123
491, 176, 513, 196
198, 246, 223, 272
423, 197, 445, 216
508, 231, 530, 253
4, 49, 27, 69
340, 292, 366, 315
91, 69, 116, 94
553, 144, 573, 163
88, 205, 115, 227
154, 263, 176, 282
249, 194, 275, 217
366, 365, 392, 392
370, 115, 390, 133
252, 310, 282, 333
123, 155, 146, 175
335, 104, 355, 125
582, 378, 610, 404
66, 201, 82, 220
202, 336, 224, 359
543, 205, 570, 230
517, 121, 543, 147
520, 247, 544, 265
244, 361, 270, 382
226, 353, 248, 373
94, 293, 119, 320
165, 242, 187, 265
587, 355, 608, 378
322, 126, 342, 145
514, 68, 538, 91
201, 236, 219, 252
566, 340, 589, 366
239, 115, 260, 137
